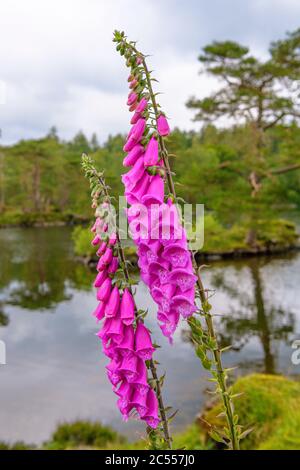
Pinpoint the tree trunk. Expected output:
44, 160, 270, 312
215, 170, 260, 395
33, 156, 41, 212
245, 227, 258, 249
0, 152, 5, 211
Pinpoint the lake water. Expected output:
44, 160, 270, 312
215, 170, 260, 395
0, 226, 300, 445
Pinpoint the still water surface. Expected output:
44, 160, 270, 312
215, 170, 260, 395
0, 227, 299, 444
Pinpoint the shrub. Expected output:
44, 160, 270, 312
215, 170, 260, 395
45, 420, 125, 450
72, 226, 94, 257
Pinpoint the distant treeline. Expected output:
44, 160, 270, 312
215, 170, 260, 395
0, 124, 300, 227
1, 28, 300, 240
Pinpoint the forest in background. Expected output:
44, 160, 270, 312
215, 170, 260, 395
1, 29, 300, 253
0, 123, 300, 253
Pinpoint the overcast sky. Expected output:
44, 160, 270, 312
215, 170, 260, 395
0, 0, 300, 145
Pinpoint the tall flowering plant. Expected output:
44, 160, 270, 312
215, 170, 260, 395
114, 30, 244, 450
119, 60, 197, 342
82, 155, 172, 449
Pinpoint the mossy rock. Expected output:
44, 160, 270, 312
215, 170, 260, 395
203, 374, 300, 450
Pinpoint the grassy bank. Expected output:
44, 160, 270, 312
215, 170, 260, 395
1, 374, 299, 450
204, 374, 300, 450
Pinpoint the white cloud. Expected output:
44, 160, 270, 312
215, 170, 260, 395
0, 0, 299, 144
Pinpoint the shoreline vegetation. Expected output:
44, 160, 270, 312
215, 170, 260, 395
1, 374, 299, 450
1, 213, 298, 260
1, 122, 300, 262
0, 214, 298, 260
71, 219, 299, 265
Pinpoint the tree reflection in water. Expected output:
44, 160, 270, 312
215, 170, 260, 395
211, 257, 295, 374
0, 227, 94, 319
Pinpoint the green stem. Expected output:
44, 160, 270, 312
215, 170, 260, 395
192, 267, 239, 450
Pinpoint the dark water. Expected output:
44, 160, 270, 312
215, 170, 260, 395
0, 227, 299, 445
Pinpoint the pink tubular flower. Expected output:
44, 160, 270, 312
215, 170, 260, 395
92, 301, 106, 322
94, 270, 107, 288
141, 388, 160, 428
152, 284, 176, 313
91, 217, 101, 233
127, 92, 138, 107
129, 79, 138, 89
144, 136, 159, 167
157, 114, 170, 136
125, 172, 151, 205
141, 175, 164, 205
123, 135, 137, 152
136, 98, 148, 113
109, 233, 117, 246
97, 241, 107, 257
102, 247, 113, 266
106, 358, 122, 386
131, 360, 149, 395
97, 278, 112, 302
122, 157, 145, 189
106, 316, 124, 344
129, 102, 138, 112
120, 288, 135, 325
135, 322, 155, 360
131, 118, 146, 141
115, 325, 135, 356
91, 234, 100, 246
130, 111, 141, 125
105, 286, 120, 318
168, 269, 197, 292
108, 257, 119, 274
131, 388, 148, 416
116, 381, 132, 412
123, 144, 144, 167
102, 337, 118, 359
171, 294, 197, 318
161, 243, 190, 268
119, 354, 139, 382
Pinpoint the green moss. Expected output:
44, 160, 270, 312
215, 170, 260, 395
204, 374, 300, 450
172, 423, 210, 450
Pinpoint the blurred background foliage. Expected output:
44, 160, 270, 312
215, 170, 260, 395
1, 123, 299, 252
1, 29, 300, 253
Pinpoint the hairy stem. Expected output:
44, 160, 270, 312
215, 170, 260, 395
192, 266, 239, 450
